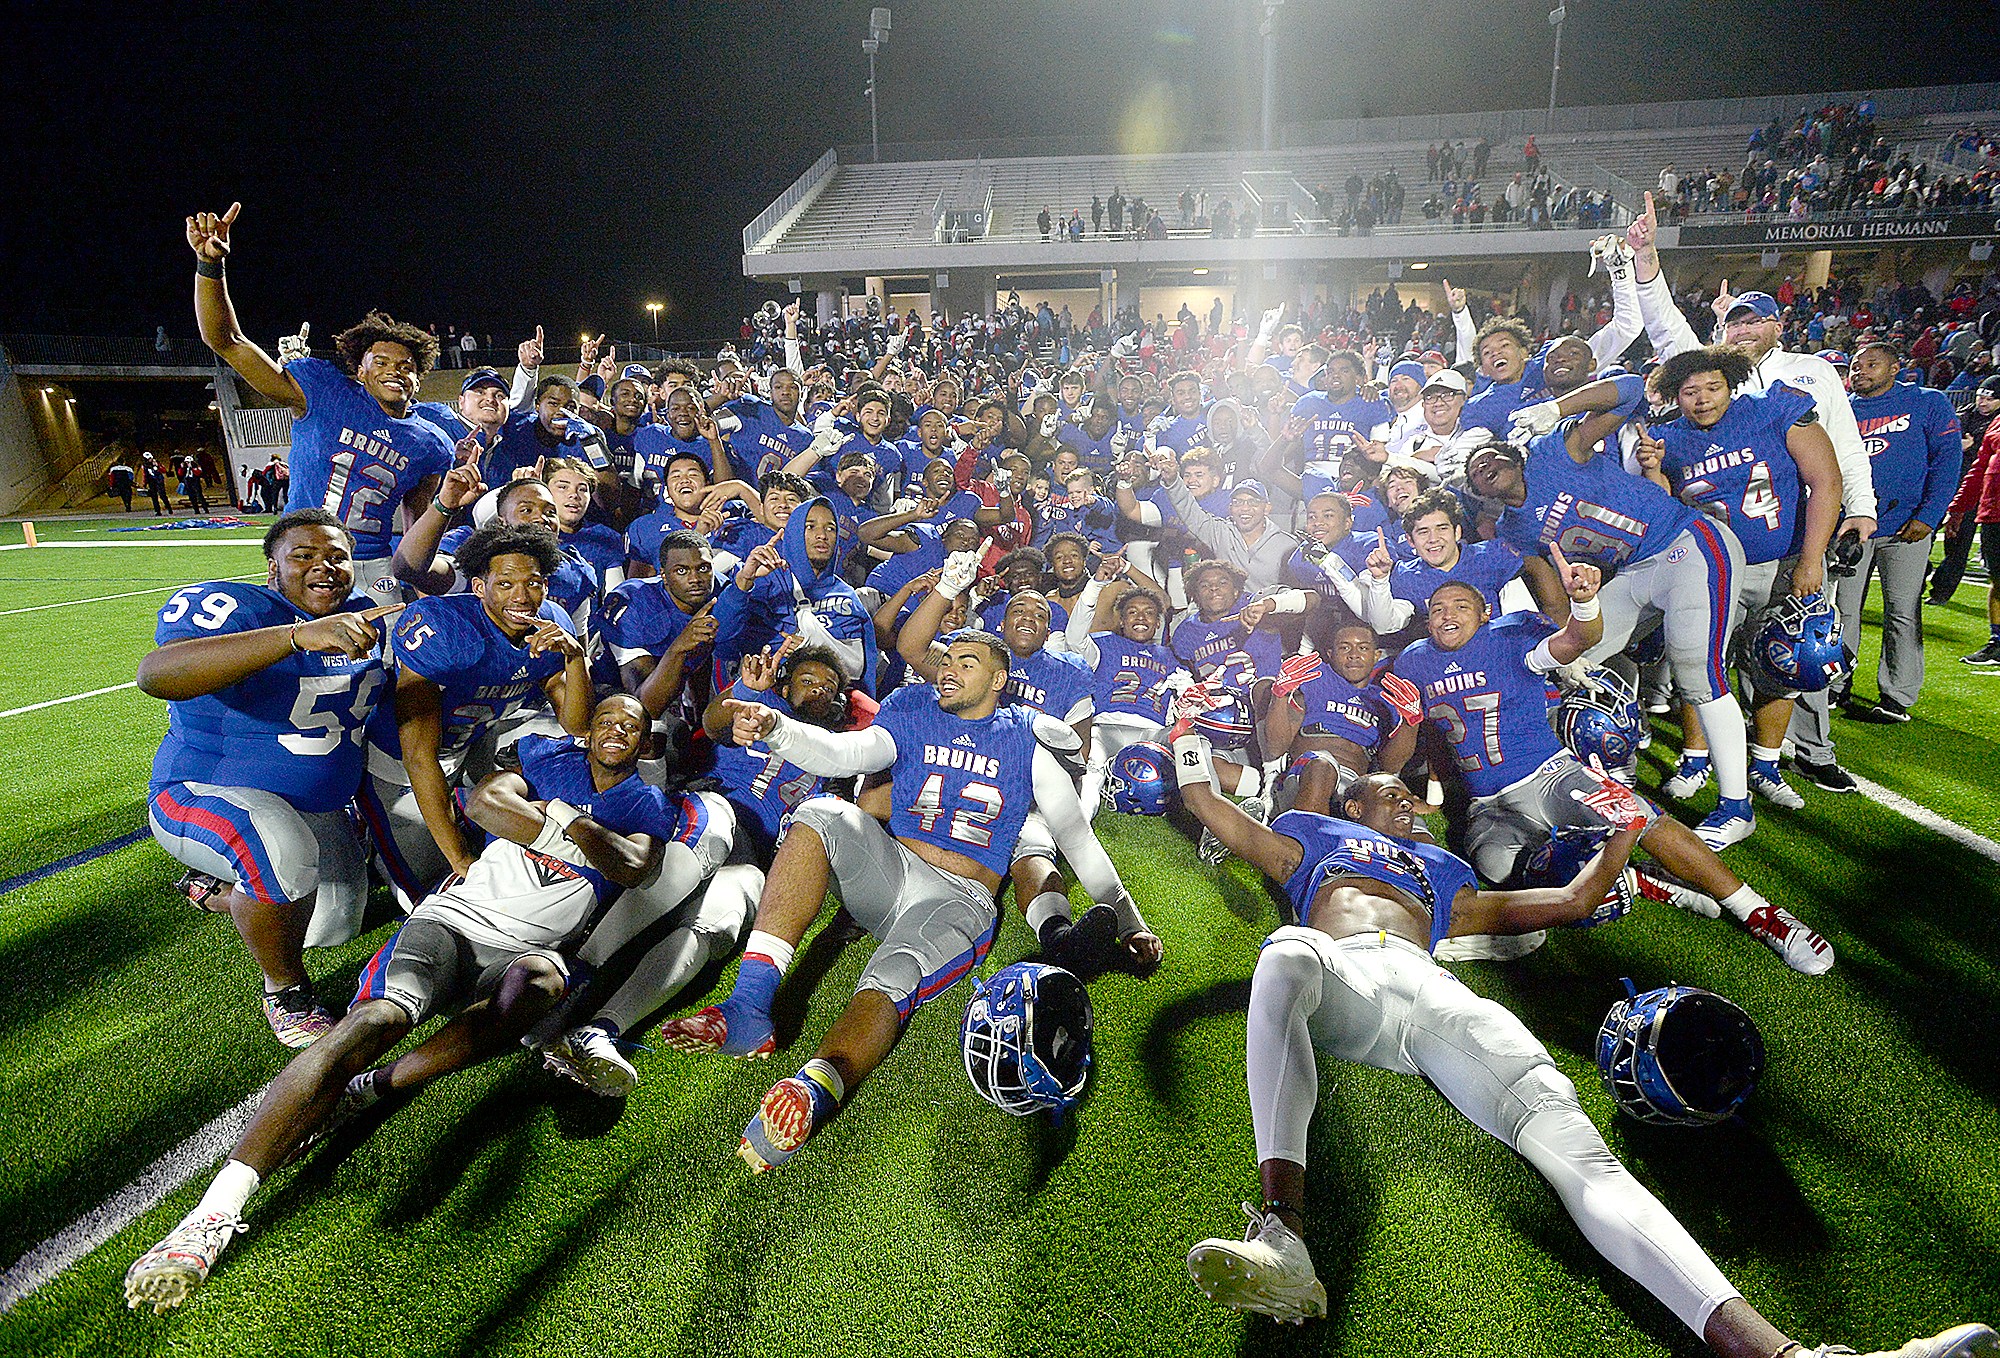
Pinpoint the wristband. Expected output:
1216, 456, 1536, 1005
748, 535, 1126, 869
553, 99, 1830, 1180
431, 495, 451, 518
1170, 731, 1216, 792
194, 257, 225, 280
530, 800, 584, 853
1569, 596, 1601, 622
288, 623, 303, 653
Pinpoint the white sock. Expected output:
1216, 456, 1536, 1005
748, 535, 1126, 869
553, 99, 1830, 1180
1718, 883, 1768, 923
1025, 891, 1072, 935
744, 929, 796, 975
1749, 744, 1782, 766
196, 1159, 261, 1221
1230, 764, 1263, 799
1692, 694, 1749, 800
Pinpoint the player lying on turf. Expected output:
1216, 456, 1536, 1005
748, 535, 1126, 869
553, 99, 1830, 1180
124, 696, 678, 1314
1170, 746, 1996, 1358
657, 631, 1135, 1172
140, 509, 396, 1047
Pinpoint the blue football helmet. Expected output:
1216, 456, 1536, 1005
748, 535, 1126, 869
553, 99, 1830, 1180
1624, 623, 1666, 668
1554, 668, 1644, 770
961, 962, 1093, 1118
1743, 593, 1849, 694
1107, 739, 1172, 815
1596, 980, 1765, 1126
1517, 826, 1633, 928
1190, 684, 1255, 750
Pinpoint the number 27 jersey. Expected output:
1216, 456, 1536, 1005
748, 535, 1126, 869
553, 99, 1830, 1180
1391, 613, 1564, 798
874, 685, 1040, 878
150, 582, 388, 813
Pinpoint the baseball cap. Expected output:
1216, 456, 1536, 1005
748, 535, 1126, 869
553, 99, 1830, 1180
1980, 375, 2000, 396
621, 363, 652, 383
1725, 291, 1780, 320
1422, 369, 1470, 395
461, 367, 508, 394
1420, 350, 1448, 367
1816, 349, 1851, 368
1230, 478, 1270, 502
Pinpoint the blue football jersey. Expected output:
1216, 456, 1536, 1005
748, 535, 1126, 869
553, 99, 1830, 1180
1154, 412, 1211, 456
624, 505, 706, 571
1658, 383, 1815, 565
631, 423, 715, 480
562, 522, 627, 598
513, 733, 682, 904
1087, 631, 1181, 721
150, 582, 388, 813
1290, 667, 1391, 750
1271, 810, 1475, 946
725, 395, 812, 477
976, 590, 1070, 636
875, 684, 1040, 878
1349, 493, 1414, 559
283, 358, 454, 560
1291, 391, 1391, 469
1004, 648, 1096, 723
709, 690, 824, 851
1461, 377, 1542, 437
1171, 607, 1284, 682
865, 522, 947, 600
1033, 494, 1121, 552
478, 410, 594, 485
1388, 539, 1524, 615
1393, 612, 1564, 798
1055, 422, 1121, 473
368, 593, 574, 773
1493, 426, 1699, 570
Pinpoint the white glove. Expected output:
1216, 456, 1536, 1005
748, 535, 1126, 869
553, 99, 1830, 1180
1258, 303, 1284, 340
1109, 428, 1132, 457
276, 321, 310, 367
1147, 413, 1175, 434
1509, 400, 1562, 441
812, 408, 842, 436
887, 330, 909, 357
806, 426, 843, 461
938, 550, 982, 599
715, 411, 743, 434
1039, 413, 1059, 438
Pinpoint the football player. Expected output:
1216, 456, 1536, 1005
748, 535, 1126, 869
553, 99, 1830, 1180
1171, 753, 1994, 1358
658, 631, 1124, 1173
1261, 623, 1419, 814
186, 203, 452, 600
596, 529, 721, 729
1066, 564, 1194, 819
712, 498, 876, 693
1355, 487, 1526, 641
125, 697, 681, 1312
141, 510, 395, 1045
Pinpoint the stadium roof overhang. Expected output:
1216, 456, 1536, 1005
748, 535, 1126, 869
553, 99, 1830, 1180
743, 226, 1685, 282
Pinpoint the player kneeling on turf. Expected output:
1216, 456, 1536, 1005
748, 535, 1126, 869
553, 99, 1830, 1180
125, 696, 677, 1314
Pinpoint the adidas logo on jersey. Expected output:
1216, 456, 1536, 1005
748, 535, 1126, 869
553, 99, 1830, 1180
953, 734, 978, 747
511, 666, 529, 679
1445, 662, 1463, 674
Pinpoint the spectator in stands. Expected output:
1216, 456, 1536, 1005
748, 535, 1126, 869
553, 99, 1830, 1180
1038, 207, 1052, 242
1108, 188, 1125, 234
1091, 195, 1103, 233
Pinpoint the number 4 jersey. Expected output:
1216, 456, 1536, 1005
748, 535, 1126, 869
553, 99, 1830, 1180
873, 684, 1040, 878
1657, 383, 1815, 565
283, 357, 455, 563
1392, 612, 1565, 799
150, 582, 389, 813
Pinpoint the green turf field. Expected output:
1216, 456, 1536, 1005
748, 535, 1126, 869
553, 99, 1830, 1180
1, 517, 1996, 1357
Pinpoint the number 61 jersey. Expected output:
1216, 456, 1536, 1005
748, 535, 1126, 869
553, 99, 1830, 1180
873, 684, 1040, 879
149, 582, 388, 813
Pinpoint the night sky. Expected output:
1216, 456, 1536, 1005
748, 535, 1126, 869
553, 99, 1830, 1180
5, 0, 1993, 352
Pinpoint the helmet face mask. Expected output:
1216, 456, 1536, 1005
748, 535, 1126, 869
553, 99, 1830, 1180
1596, 982, 1766, 1126
1555, 668, 1644, 770
962, 963, 1093, 1118
1190, 684, 1255, 750
1107, 739, 1173, 814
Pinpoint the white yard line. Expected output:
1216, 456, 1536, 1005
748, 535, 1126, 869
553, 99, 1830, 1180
0, 540, 266, 552
0, 574, 263, 617
0, 1087, 267, 1313
0, 683, 139, 719
1850, 773, 2000, 865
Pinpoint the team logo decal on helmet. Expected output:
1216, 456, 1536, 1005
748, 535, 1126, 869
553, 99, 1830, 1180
1554, 668, 1644, 770
1106, 739, 1173, 814
962, 962, 1093, 1118
1743, 592, 1849, 694
1189, 684, 1255, 750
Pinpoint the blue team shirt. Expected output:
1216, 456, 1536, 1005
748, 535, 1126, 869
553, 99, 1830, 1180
1154, 412, 1211, 456
866, 522, 948, 600
874, 684, 1040, 878
725, 395, 812, 477
1658, 383, 1815, 565
150, 582, 388, 813
1034, 494, 1121, 552
1290, 667, 1391, 750
513, 734, 682, 904
1850, 383, 1963, 538
709, 689, 824, 851
368, 593, 574, 771
1493, 425, 1699, 570
1003, 648, 1096, 723
1171, 606, 1284, 682
1291, 391, 1392, 468
563, 522, 627, 597
1056, 422, 1122, 473
1389, 539, 1524, 614
479, 410, 590, 485
1087, 631, 1181, 721
283, 358, 453, 560
1393, 612, 1564, 798
624, 505, 707, 571
1270, 810, 1474, 947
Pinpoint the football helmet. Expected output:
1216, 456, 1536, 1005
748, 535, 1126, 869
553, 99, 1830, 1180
1107, 740, 1173, 815
1553, 668, 1644, 770
1623, 623, 1666, 668
1517, 826, 1633, 928
961, 962, 1093, 1118
1190, 683, 1255, 749
1596, 980, 1766, 1126
1743, 593, 1849, 694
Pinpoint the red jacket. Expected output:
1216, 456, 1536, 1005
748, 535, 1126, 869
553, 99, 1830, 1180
1947, 420, 2000, 524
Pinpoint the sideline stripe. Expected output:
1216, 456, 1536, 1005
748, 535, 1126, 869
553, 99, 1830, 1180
0, 829, 147, 898
0, 1086, 269, 1314
1851, 773, 2000, 865
0, 574, 262, 617
0, 683, 139, 719
0, 540, 266, 552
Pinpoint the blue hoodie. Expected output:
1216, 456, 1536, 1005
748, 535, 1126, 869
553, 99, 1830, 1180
711, 495, 876, 693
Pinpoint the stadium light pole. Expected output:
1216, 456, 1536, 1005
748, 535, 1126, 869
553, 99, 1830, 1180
1260, 0, 1285, 153
1547, 4, 1566, 130
863, 8, 891, 163
646, 302, 662, 342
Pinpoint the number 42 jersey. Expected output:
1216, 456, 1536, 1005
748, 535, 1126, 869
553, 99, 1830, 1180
149, 582, 389, 813
873, 685, 1041, 878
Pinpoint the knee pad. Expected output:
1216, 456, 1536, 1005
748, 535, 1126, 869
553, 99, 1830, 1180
1501, 1060, 1582, 1145
857, 949, 925, 1019
687, 792, 736, 874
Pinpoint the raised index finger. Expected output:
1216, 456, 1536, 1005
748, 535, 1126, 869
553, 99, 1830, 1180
1547, 541, 1571, 576
220, 202, 242, 227
360, 602, 406, 622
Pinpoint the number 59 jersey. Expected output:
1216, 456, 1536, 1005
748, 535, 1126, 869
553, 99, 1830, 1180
283, 357, 455, 562
1392, 612, 1565, 799
149, 582, 389, 813
1657, 383, 1815, 566
873, 685, 1040, 878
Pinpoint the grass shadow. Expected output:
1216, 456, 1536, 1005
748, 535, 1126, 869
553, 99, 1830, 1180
1138, 978, 1252, 1108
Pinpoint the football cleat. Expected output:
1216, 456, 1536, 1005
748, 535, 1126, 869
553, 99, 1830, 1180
1795, 758, 1858, 793
1629, 866, 1722, 918
1695, 799, 1756, 851
1662, 756, 1712, 799
262, 986, 335, 1049
1197, 827, 1229, 866
1798, 1322, 2000, 1357
1959, 642, 2000, 668
738, 1071, 838, 1173
1187, 1204, 1327, 1325
542, 1023, 637, 1097
124, 1210, 247, 1313
658, 1002, 774, 1059
1040, 904, 1119, 976
1743, 904, 1834, 975
1748, 763, 1805, 809
175, 869, 229, 913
